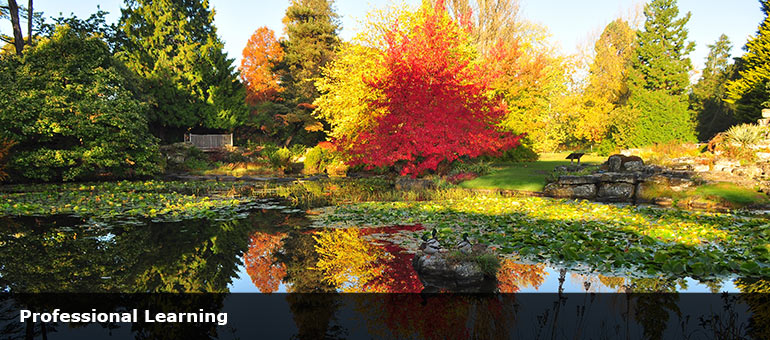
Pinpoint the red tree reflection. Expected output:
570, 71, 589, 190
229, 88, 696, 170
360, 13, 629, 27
244, 232, 286, 293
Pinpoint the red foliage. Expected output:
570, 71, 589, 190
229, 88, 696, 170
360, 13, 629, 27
340, 2, 522, 177
241, 27, 284, 104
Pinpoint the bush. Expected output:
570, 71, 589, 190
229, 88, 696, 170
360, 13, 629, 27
303, 143, 344, 175
266, 147, 292, 172
724, 124, 766, 147
0, 27, 161, 181
449, 161, 492, 176
304, 146, 325, 175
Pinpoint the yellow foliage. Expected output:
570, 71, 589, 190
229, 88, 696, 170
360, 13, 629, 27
312, 228, 391, 292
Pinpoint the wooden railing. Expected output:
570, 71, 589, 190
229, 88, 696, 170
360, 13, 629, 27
185, 134, 233, 150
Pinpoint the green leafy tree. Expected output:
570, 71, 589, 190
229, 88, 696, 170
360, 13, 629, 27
725, 0, 770, 122
617, 0, 696, 147
116, 0, 247, 141
691, 34, 737, 140
272, 0, 340, 145
0, 26, 161, 181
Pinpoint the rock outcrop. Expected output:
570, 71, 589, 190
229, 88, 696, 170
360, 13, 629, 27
544, 155, 697, 203
412, 252, 498, 292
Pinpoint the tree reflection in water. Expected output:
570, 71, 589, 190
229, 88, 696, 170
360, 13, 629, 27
311, 227, 423, 293
497, 260, 548, 293
244, 232, 287, 293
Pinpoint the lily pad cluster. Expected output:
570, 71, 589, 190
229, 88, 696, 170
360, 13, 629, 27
0, 180, 256, 222
317, 196, 770, 278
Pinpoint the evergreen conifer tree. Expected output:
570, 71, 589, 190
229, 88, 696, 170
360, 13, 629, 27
691, 34, 736, 140
725, 0, 770, 122
618, 0, 696, 146
116, 0, 247, 141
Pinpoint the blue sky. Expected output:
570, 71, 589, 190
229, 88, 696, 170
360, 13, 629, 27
1, 0, 764, 75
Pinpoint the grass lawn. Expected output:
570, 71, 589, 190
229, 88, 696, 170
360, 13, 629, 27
459, 152, 605, 192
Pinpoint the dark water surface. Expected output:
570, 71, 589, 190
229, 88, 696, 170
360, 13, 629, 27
0, 199, 764, 294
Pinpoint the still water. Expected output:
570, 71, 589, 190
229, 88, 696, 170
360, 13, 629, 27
0, 198, 760, 294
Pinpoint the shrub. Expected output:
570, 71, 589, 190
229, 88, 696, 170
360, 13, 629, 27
289, 144, 307, 159
267, 147, 292, 172
304, 146, 325, 175
724, 124, 765, 147
449, 161, 492, 176
303, 143, 345, 175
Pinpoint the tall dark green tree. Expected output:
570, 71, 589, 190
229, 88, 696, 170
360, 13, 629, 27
691, 34, 737, 140
116, 0, 247, 141
616, 0, 696, 147
725, 0, 770, 123
273, 0, 340, 145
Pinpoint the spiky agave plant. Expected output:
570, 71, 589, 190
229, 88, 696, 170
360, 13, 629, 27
724, 124, 766, 147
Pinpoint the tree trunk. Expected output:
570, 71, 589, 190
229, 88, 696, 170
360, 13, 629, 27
7, 0, 24, 56
27, 0, 33, 44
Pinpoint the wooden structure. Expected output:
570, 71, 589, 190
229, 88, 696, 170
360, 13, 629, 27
565, 152, 585, 165
185, 133, 233, 151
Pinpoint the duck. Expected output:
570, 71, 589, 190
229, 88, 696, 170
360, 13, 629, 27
419, 229, 441, 254
456, 232, 472, 254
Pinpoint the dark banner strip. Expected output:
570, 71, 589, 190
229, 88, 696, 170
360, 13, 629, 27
1, 293, 769, 339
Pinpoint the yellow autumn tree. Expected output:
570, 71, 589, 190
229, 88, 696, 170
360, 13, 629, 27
313, 1, 424, 145
575, 18, 636, 144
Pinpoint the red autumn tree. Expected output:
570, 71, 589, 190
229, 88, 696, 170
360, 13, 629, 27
240, 27, 284, 104
341, 2, 522, 176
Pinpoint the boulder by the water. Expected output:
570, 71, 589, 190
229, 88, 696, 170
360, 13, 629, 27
412, 252, 497, 292
412, 232, 498, 292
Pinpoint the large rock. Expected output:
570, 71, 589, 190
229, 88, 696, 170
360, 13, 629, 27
607, 154, 644, 172
599, 172, 637, 184
543, 183, 597, 199
597, 182, 635, 202
607, 155, 623, 172
558, 175, 599, 185
623, 160, 645, 172
714, 159, 740, 172
412, 253, 495, 292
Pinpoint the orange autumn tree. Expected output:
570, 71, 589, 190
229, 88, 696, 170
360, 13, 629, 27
319, 1, 522, 176
241, 27, 284, 104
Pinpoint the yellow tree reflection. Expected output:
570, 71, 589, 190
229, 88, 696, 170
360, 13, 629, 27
243, 232, 287, 293
313, 228, 392, 292
497, 260, 548, 293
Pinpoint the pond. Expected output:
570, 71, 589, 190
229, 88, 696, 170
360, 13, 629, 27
0, 197, 762, 294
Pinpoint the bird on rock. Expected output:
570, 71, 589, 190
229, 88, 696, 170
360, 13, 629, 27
419, 228, 441, 254
457, 232, 472, 254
